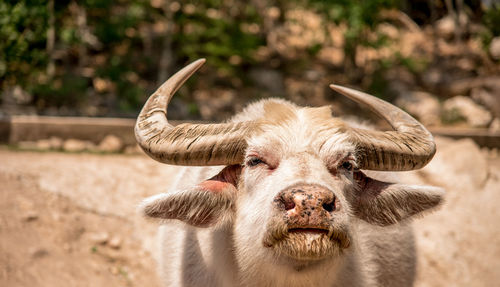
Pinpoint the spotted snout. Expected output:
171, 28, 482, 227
275, 184, 339, 230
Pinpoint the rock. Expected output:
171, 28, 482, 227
98, 135, 124, 153
63, 139, 88, 152
108, 236, 122, 249
436, 16, 455, 39
395, 91, 441, 126
471, 87, 500, 118
490, 118, 500, 132
36, 139, 52, 150
317, 47, 344, 66
3, 85, 32, 105
490, 148, 498, 159
89, 232, 109, 245
22, 211, 39, 221
377, 23, 399, 39
266, 6, 281, 19
124, 144, 142, 154
436, 14, 468, 39
49, 137, 63, 150
419, 138, 488, 189
442, 96, 492, 127
455, 58, 475, 72
1, 86, 37, 115
489, 37, 500, 60
304, 70, 322, 81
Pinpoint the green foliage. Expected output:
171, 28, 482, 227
483, 4, 500, 37
306, 0, 400, 65
32, 75, 88, 108
1, 0, 266, 114
0, 0, 48, 86
481, 4, 500, 49
395, 53, 428, 74
1, 0, 496, 117
307, 43, 322, 56
89, 0, 149, 45
367, 53, 427, 100
173, 1, 264, 79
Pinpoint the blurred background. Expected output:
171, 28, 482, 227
1, 0, 499, 125
1, 1, 500, 287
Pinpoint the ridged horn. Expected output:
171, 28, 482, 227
329, 84, 436, 171
135, 59, 257, 166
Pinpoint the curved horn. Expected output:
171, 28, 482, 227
135, 59, 257, 166
329, 84, 436, 171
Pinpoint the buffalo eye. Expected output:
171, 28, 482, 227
247, 157, 265, 167
341, 161, 353, 171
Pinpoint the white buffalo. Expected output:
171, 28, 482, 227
135, 59, 444, 287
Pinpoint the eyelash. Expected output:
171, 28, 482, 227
246, 157, 265, 167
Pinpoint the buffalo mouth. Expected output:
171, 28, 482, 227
288, 227, 329, 235
263, 224, 351, 261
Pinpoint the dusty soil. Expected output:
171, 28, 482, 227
0, 149, 175, 287
1, 136, 499, 286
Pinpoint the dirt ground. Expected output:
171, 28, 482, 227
1, 136, 499, 287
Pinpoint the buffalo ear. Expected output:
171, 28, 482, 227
348, 171, 444, 226
139, 165, 241, 228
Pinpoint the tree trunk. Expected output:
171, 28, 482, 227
157, 2, 174, 85
71, 1, 89, 71
46, 0, 55, 79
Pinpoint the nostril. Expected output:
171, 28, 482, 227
322, 200, 335, 212
284, 200, 295, 211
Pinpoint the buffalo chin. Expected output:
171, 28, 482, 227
272, 232, 343, 261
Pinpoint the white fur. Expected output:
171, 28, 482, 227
140, 99, 443, 287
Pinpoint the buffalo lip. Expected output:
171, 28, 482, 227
287, 227, 329, 235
